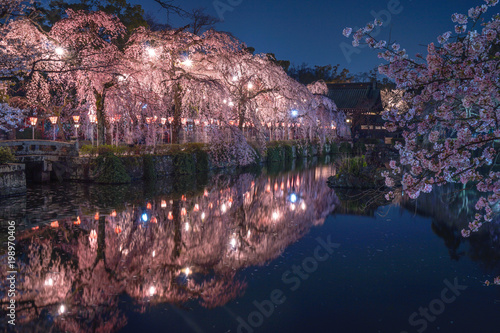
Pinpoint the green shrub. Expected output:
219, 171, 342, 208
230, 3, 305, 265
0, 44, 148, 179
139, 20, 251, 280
283, 143, 293, 161
296, 145, 306, 158
143, 155, 157, 181
0, 147, 15, 164
330, 142, 340, 154
95, 153, 131, 184
266, 145, 282, 162
339, 142, 352, 154
353, 141, 367, 154
337, 155, 368, 177
173, 150, 196, 175
185, 143, 209, 173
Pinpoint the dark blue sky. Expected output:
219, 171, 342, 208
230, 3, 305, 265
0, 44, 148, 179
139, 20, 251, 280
131, 0, 492, 74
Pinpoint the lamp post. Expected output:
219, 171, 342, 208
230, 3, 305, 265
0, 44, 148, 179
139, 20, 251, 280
29, 117, 37, 140
89, 114, 97, 147
168, 117, 173, 144
49, 116, 58, 141
72, 116, 80, 146
161, 118, 167, 144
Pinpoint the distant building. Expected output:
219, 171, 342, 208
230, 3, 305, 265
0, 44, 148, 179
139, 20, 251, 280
327, 82, 386, 140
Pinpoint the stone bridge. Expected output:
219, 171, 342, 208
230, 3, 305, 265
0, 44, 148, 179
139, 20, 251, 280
0, 140, 79, 182
0, 140, 78, 157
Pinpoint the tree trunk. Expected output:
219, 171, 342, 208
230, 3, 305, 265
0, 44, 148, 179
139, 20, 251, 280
94, 89, 107, 146
172, 83, 182, 144
238, 102, 245, 131
171, 200, 182, 260
97, 214, 106, 263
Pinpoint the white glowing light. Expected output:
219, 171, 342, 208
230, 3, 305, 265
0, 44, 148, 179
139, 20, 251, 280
247, 230, 251, 237
147, 48, 156, 57
228, 101, 234, 107
230, 237, 237, 248
55, 47, 65, 56
182, 58, 193, 67
149, 286, 156, 296
201, 212, 206, 220
45, 278, 54, 286
291, 110, 299, 117
221, 204, 227, 213
152, 250, 156, 258
232, 75, 238, 82
184, 267, 191, 276
185, 223, 190, 232
290, 193, 298, 203
247, 82, 253, 89
301, 202, 307, 210
272, 211, 279, 220
290, 203, 296, 211
223, 99, 227, 104
58, 305, 66, 314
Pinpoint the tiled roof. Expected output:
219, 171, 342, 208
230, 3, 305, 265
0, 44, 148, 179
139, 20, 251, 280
327, 83, 382, 111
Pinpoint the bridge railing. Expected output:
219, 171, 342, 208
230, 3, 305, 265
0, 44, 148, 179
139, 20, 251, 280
0, 140, 79, 157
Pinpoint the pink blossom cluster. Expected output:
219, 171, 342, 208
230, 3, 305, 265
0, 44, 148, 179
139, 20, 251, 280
1, 8, 346, 157
345, 0, 500, 236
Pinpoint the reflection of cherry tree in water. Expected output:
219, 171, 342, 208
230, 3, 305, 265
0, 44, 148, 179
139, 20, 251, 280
402, 186, 500, 274
0, 166, 339, 332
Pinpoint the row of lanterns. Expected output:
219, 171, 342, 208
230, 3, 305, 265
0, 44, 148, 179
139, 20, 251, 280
26, 115, 97, 140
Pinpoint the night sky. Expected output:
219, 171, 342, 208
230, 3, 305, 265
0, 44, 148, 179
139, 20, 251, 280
132, 0, 491, 75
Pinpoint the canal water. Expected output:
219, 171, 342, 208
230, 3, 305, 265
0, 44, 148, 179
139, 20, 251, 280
0, 161, 499, 333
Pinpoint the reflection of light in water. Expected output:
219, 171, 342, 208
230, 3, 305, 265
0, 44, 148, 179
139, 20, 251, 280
272, 211, 279, 220
201, 212, 205, 220
290, 204, 296, 211
152, 250, 155, 258
185, 223, 190, 232
221, 204, 227, 213
301, 202, 307, 210
58, 305, 66, 314
89, 230, 97, 244
44, 278, 53, 286
149, 286, 156, 296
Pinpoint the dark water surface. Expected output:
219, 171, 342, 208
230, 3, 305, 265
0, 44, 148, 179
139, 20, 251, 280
1, 162, 499, 333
